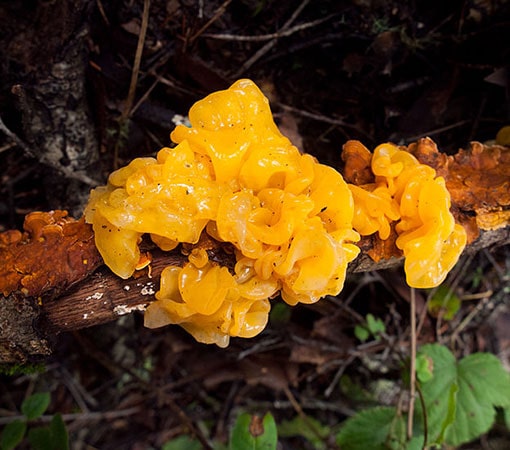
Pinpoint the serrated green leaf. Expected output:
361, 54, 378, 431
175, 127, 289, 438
1, 420, 27, 450
21, 393, 50, 421
230, 412, 277, 450
446, 352, 510, 445
162, 435, 203, 450
278, 415, 330, 450
414, 344, 457, 445
415, 344, 510, 447
336, 406, 407, 450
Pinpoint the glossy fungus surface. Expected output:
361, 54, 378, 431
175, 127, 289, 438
346, 142, 467, 288
85, 79, 360, 345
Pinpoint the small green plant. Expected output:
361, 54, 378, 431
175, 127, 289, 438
427, 284, 461, 320
336, 343, 510, 449
278, 415, 331, 450
161, 411, 277, 450
161, 435, 203, 450
229, 412, 277, 450
354, 314, 386, 342
0, 392, 69, 450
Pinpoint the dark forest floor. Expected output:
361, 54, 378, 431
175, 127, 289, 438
1, 1, 510, 449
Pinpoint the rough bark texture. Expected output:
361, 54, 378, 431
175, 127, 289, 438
0, 0, 99, 216
0, 295, 52, 364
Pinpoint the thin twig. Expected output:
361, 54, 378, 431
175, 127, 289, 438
130, 77, 160, 116
403, 120, 472, 141
416, 383, 428, 449
283, 385, 326, 444
0, 407, 141, 426
0, 142, 16, 154
188, 0, 233, 45
95, 0, 110, 26
233, 0, 311, 77
324, 354, 356, 398
163, 393, 214, 450
407, 287, 417, 439
121, 0, 151, 122
449, 295, 491, 345
0, 116, 35, 158
279, 103, 374, 141
203, 15, 333, 42
114, 0, 151, 168
0, 116, 98, 185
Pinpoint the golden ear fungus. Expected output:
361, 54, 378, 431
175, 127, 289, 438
144, 253, 273, 347
85, 81, 466, 346
347, 142, 467, 289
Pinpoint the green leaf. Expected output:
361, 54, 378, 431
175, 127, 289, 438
366, 314, 385, 335
230, 412, 277, 450
26, 414, 69, 450
212, 442, 229, 450
1, 420, 27, 450
336, 406, 407, 450
413, 344, 458, 445
162, 435, 203, 450
448, 352, 510, 445
49, 414, 68, 450
27, 426, 52, 450
428, 285, 461, 320
269, 302, 292, 327
339, 375, 372, 403
503, 405, 510, 430
354, 325, 369, 342
415, 354, 433, 383
415, 344, 510, 447
21, 393, 50, 421
278, 415, 330, 450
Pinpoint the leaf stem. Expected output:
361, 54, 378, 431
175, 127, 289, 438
407, 287, 417, 439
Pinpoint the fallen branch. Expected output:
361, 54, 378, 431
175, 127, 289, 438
1, 139, 509, 363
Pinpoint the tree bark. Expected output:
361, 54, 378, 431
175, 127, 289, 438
0, 0, 99, 217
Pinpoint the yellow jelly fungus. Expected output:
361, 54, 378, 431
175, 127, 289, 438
144, 253, 274, 347
396, 177, 467, 288
348, 142, 467, 288
84, 140, 227, 278
171, 79, 292, 186
348, 184, 399, 240
85, 78, 361, 345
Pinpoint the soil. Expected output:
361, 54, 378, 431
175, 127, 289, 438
1, 1, 509, 449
